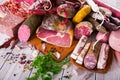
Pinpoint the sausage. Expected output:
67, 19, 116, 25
97, 43, 109, 69
18, 15, 42, 42
84, 41, 102, 69
103, 20, 120, 31
87, 17, 108, 33
109, 16, 120, 26
70, 35, 88, 60
76, 42, 91, 65
74, 21, 93, 39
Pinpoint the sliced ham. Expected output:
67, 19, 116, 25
0, 13, 24, 46
37, 27, 72, 47
109, 29, 120, 52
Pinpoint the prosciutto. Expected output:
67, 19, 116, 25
37, 27, 72, 47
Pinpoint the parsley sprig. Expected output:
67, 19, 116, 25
26, 52, 69, 80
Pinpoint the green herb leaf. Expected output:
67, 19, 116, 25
26, 52, 69, 80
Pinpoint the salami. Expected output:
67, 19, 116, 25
18, 15, 42, 42
87, 17, 108, 33
84, 42, 102, 69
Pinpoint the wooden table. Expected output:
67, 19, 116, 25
0, 42, 120, 80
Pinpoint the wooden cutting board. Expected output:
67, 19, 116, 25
28, 35, 78, 61
70, 47, 114, 73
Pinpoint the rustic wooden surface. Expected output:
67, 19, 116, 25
0, 42, 120, 80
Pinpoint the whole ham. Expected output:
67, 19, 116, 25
36, 14, 73, 47
109, 29, 120, 52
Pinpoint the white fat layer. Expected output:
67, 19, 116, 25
71, 36, 88, 60
97, 43, 109, 69
56, 32, 65, 38
76, 42, 91, 65
0, 33, 11, 46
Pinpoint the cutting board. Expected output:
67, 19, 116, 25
70, 47, 114, 73
28, 35, 78, 61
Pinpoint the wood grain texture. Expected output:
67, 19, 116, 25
28, 35, 78, 61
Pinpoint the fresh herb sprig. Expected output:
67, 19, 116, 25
26, 52, 69, 80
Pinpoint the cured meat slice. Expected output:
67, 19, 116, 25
0, 13, 24, 46
36, 14, 73, 47
97, 43, 109, 69
37, 27, 72, 47
76, 42, 91, 65
70, 35, 88, 60
109, 29, 120, 52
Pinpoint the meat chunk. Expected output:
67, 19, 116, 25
109, 29, 120, 52
36, 14, 73, 47
0, 13, 24, 46
97, 43, 109, 69
37, 27, 72, 47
